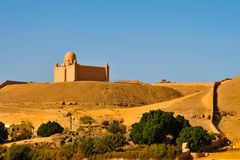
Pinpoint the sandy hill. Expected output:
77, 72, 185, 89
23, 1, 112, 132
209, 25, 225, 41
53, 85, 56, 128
85, 86, 216, 132
152, 82, 212, 96
0, 81, 215, 131
0, 81, 182, 107
217, 77, 240, 140
218, 77, 240, 112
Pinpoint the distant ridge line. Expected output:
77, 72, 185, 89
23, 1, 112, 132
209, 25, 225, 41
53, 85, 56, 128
0, 80, 28, 89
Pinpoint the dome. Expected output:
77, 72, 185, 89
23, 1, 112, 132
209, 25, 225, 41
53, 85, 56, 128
64, 51, 77, 65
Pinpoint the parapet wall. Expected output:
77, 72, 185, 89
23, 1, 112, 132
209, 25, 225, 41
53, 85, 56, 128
76, 65, 109, 82
0, 80, 27, 89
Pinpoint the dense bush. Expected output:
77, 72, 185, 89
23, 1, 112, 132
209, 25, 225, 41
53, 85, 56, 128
5, 144, 31, 160
130, 110, 190, 144
93, 136, 115, 154
107, 120, 126, 134
79, 116, 95, 125
176, 126, 212, 151
37, 121, 64, 137
1, 136, 179, 160
106, 133, 127, 148
11, 129, 32, 142
28, 146, 78, 160
77, 134, 127, 157
78, 137, 95, 157
93, 144, 181, 160
0, 122, 8, 144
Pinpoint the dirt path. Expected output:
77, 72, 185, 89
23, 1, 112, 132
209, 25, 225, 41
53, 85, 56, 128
3, 137, 53, 148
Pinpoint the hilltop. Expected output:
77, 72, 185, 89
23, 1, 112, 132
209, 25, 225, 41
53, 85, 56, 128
0, 81, 214, 132
0, 81, 182, 107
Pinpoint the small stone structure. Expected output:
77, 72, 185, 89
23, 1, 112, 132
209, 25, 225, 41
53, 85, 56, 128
5, 123, 25, 136
182, 142, 190, 153
54, 51, 110, 82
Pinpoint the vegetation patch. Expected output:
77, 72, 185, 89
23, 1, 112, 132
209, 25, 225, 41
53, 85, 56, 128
37, 121, 64, 137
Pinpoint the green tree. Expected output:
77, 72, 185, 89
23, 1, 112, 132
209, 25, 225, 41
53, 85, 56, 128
176, 126, 212, 151
0, 121, 8, 144
130, 110, 190, 144
37, 121, 64, 137
79, 116, 95, 125
172, 115, 190, 140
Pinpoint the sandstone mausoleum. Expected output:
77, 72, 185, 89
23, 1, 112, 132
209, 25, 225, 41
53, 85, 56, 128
54, 51, 110, 82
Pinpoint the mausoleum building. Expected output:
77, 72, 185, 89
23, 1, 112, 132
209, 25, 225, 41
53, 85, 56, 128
54, 51, 109, 82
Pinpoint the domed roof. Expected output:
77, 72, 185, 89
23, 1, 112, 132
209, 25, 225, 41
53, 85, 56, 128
64, 51, 77, 65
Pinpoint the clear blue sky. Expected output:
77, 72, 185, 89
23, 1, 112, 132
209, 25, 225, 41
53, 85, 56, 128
1, 0, 240, 83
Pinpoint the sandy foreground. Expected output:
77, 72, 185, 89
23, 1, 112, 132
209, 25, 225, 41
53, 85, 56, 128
197, 150, 240, 160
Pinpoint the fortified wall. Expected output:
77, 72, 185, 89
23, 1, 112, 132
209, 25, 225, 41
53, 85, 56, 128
54, 51, 109, 82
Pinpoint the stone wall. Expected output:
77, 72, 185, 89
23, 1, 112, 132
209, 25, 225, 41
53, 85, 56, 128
54, 66, 66, 82
66, 65, 76, 82
76, 65, 109, 82
54, 63, 109, 82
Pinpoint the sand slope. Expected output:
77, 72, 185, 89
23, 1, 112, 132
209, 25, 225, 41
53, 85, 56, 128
152, 82, 212, 96
217, 77, 240, 140
0, 81, 217, 134
0, 81, 182, 107
85, 86, 215, 132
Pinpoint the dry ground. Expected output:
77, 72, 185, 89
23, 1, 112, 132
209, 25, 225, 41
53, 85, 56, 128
2, 80, 240, 159
217, 77, 240, 141
0, 81, 215, 134
0, 81, 182, 107
198, 150, 240, 160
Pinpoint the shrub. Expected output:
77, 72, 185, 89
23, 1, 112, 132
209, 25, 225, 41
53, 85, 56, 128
77, 134, 127, 157
93, 136, 115, 154
79, 116, 95, 125
101, 120, 110, 127
93, 144, 181, 160
106, 133, 127, 148
94, 134, 127, 154
0, 146, 7, 159
59, 143, 76, 160
176, 126, 212, 151
37, 121, 64, 137
77, 137, 95, 157
11, 128, 32, 141
130, 110, 190, 144
107, 121, 126, 134
0, 122, 8, 144
28, 146, 78, 160
5, 144, 31, 160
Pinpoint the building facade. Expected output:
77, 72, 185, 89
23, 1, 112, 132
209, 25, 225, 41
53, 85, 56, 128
54, 51, 110, 82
